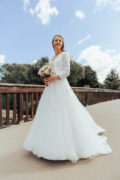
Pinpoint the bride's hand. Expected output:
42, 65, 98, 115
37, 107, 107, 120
44, 76, 57, 85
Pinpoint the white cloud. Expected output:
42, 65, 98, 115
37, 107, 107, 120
77, 45, 120, 83
111, 0, 120, 11
96, 0, 109, 7
75, 10, 85, 19
32, 59, 37, 64
24, 0, 59, 25
23, 0, 30, 12
76, 35, 91, 45
29, 8, 34, 15
96, 0, 120, 11
105, 49, 116, 54
0, 55, 5, 64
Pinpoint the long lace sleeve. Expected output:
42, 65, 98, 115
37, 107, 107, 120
57, 52, 70, 79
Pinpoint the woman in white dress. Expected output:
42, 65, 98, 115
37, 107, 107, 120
23, 34, 112, 163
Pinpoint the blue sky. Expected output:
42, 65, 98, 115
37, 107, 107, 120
0, 0, 120, 82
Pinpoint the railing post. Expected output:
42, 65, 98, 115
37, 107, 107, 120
6, 93, 10, 124
13, 93, 17, 124
20, 93, 23, 121
36, 92, 39, 110
31, 93, 34, 119
85, 92, 88, 106
16, 93, 20, 124
0, 94, 2, 126
25, 93, 29, 121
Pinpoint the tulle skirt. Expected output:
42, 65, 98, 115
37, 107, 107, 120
23, 78, 112, 163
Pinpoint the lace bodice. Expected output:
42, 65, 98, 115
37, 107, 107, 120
49, 52, 71, 79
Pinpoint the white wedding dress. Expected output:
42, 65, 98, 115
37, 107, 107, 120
23, 51, 112, 163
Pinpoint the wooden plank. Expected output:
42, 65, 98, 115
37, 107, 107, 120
0, 94, 2, 126
20, 93, 23, 121
0, 85, 120, 94
13, 93, 17, 124
36, 92, 38, 110
0, 86, 44, 93
98, 92, 100, 103
6, 93, 10, 124
31, 93, 34, 119
26, 93, 29, 121
85, 92, 88, 106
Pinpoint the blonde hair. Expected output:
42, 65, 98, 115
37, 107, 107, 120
52, 34, 73, 64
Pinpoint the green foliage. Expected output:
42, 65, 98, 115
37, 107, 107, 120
1, 56, 119, 90
98, 82, 105, 89
104, 68, 120, 90
68, 61, 84, 86
0, 63, 31, 83
0, 57, 49, 84
26, 57, 49, 84
82, 65, 99, 88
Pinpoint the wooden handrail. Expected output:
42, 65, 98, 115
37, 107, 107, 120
0, 83, 120, 127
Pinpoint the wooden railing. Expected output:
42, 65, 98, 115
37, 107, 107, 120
0, 83, 120, 127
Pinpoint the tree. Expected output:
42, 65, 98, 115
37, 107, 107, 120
82, 65, 99, 88
68, 61, 84, 87
26, 57, 49, 84
0, 57, 49, 84
98, 82, 105, 89
104, 68, 120, 90
0, 63, 31, 83
0, 57, 102, 88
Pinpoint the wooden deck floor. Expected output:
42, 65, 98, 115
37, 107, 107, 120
0, 99, 120, 180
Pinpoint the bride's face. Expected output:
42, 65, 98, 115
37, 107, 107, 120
53, 36, 63, 51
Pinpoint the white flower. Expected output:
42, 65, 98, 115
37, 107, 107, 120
38, 63, 54, 77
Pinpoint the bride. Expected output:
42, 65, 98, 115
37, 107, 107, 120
23, 34, 112, 163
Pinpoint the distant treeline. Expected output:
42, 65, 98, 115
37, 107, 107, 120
0, 57, 120, 90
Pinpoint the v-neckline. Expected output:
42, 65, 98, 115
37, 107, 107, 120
51, 52, 64, 62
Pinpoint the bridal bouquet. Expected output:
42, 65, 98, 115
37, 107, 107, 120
38, 63, 55, 77
38, 63, 55, 86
